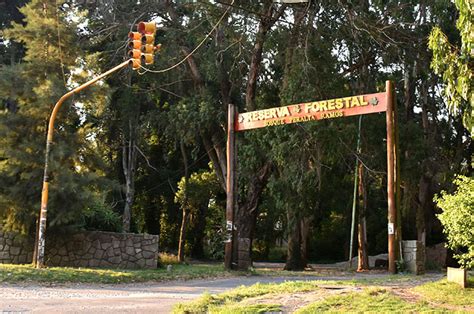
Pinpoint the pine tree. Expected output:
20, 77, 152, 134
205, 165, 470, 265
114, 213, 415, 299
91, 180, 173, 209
0, 0, 110, 235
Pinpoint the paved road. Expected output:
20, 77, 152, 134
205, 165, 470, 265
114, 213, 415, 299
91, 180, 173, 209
0, 272, 443, 313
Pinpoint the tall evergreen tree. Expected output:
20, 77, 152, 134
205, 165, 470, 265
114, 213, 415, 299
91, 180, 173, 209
0, 0, 111, 235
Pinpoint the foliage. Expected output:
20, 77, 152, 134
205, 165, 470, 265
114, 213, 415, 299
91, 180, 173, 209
428, 0, 473, 134
435, 176, 474, 268
81, 196, 122, 232
175, 168, 220, 211
204, 212, 225, 261
0, 0, 112, 233
0, 263, 231, 284
0, 0, 471, 267
175, 168, 224, 259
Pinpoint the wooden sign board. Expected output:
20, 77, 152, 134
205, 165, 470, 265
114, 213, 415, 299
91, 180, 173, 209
236, 92, 387, 132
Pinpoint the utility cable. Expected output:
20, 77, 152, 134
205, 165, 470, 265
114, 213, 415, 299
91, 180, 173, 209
137, 0, 235, 74
55, 0, 67, 87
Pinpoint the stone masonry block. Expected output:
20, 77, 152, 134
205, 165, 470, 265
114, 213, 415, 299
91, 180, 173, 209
447, 267, 467, 288
9, 246, 20, 256
93, 250, 104, 259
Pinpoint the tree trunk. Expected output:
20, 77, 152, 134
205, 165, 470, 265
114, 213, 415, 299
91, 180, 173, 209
300, 216, 311, 267
357, 163, 369, 271
284, 211, 305, 271
178, 209, 189, 262
178, 140, 189, 263
234, 162, 273, 270
245, 1, 287, 111
231, 1, 286, 271
144, 196, 161, 235
417, 173, 430, 245
122, 119, 137, 233
32, 217, 40, 265
167, 1, 283, 271
191, 203, 208, 258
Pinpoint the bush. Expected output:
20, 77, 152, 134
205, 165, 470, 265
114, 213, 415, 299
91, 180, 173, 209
204, 228, 225, 261
82, 197, 122, 232
435, 176, 474, 269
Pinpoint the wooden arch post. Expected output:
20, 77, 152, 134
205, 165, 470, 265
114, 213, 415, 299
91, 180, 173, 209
386, 80, 398, 274
225, 103, 237, 270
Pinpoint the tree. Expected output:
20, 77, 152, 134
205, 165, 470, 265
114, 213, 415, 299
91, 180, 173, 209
175, 168, 220, 260
0, 0, 111, 236
435, 176, 474, 268
429, 0, 473, 135
0, 0, 27, 65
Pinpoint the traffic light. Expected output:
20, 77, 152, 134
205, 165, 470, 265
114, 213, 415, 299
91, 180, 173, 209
138, 22, 157, 65
128, 31, 142, 70
128, 21, 162, 70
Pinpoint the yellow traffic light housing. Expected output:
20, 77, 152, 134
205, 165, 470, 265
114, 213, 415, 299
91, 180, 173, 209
141, 44, 155, 54
128, 21, 162, 70
141, 34, 154, 45
138, 21, 156, 34
142, 53, 154, 65
128, 32, 142, 70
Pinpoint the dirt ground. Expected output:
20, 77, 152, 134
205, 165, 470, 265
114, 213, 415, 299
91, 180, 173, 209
0, 267, 446, 313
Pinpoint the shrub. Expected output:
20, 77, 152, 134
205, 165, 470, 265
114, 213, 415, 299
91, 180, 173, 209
82, 197, 122, 232
435, 176, 474, 269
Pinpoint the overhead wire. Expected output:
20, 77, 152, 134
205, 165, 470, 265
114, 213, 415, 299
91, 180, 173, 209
137, 0, 235, 74
111, 3, 234, 204
55, 0, 67, 87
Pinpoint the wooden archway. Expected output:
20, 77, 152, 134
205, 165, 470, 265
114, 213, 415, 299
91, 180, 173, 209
225, 81, 399, 273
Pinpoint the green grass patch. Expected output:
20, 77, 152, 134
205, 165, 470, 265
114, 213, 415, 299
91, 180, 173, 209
414, 278, 474, 307
295, 287, 438, 313
174, 291, 282, 314
207, 303, 281, 314
0, 263, 232, 284
174, 276, 461, 314
173, 280, 355, 313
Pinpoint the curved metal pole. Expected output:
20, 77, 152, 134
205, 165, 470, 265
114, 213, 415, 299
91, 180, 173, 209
35, 60, 131, 268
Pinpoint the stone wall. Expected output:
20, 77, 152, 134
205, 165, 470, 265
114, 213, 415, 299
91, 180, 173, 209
0, 228, 159, 269
0, 229, 34, 264
402, 240, 425, 275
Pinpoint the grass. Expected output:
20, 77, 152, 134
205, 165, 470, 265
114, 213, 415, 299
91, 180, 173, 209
174, 276, 474, 313
414, 277, 474, 307
0, 262, 233, 284
295, 287, 438, 313
173, 280, 354, 313
207, 303, 282, 314
174, 291, 283, 314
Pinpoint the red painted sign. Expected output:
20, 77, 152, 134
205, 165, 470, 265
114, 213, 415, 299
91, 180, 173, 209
235, 92, 387, 132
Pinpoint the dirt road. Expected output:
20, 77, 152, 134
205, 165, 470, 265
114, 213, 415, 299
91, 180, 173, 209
0, 272, 443, 313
